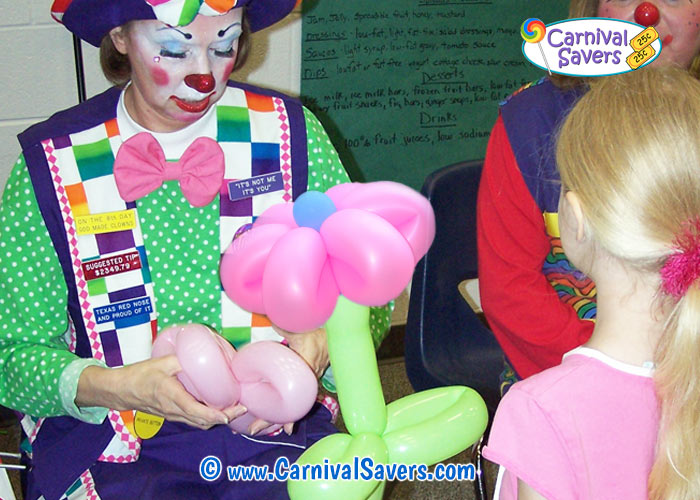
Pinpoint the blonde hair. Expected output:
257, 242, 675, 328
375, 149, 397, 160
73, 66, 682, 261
551, 0, 700, 89
556, 66, 700, 500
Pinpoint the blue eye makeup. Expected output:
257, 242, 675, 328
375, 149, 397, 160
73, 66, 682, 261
160, 48, 187, 58
156, 39, 188, 58
150, 22, 241, 60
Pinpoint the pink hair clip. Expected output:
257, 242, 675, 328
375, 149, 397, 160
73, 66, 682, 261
660, 217, 700, 299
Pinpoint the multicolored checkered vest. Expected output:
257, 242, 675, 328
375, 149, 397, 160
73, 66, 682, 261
500, 78, 596, 320
18, 82, 309, 463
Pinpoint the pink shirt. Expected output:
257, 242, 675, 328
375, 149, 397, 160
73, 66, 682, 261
483, 347, 658, 500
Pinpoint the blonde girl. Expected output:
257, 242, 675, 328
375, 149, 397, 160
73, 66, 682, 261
477, 0, 700, 386
484, 66, 700, 500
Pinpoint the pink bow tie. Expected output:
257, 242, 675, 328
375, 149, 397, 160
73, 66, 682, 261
113, 132, 225, 207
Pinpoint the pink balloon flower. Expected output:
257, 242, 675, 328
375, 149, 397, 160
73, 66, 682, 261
220, 181, 435, 333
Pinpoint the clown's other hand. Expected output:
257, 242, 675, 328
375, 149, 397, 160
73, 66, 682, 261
272, 325, 329, 378
246, 417, 295, 437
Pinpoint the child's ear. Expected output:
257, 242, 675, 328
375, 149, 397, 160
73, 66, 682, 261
564, 191, 586, 241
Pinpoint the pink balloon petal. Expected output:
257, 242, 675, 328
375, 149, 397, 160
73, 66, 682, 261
329, 181, 435, 263
253, 203, 297, 229
261, 228, 339, 332
221, 224, 291, 313
324, 182, 362, 205
321, 209, 415, 305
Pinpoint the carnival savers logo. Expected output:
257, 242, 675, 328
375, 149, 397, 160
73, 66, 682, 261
521, 18, 661, 77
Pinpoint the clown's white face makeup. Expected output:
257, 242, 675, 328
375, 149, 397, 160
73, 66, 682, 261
111, 8, 243, 132
597, 1, 700, 69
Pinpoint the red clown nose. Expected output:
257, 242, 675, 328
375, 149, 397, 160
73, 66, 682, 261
185, 73, 216, 93
634, 2, 660, 27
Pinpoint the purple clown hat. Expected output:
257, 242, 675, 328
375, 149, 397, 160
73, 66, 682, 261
51, 0, 298, 47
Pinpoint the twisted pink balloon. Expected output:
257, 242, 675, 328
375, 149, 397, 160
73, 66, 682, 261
220, 181, 435, 333
152, 324, 318, 434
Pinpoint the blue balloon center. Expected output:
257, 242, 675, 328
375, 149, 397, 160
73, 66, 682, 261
293, 191, 337, 231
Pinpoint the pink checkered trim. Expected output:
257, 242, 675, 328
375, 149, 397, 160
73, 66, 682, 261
318, 395, 339, 424
28, 417, 44, 443
67, 318, 78, 352
79, 470, 100, 500
97, 410, 141, 462
274, 97, 293, 202
21, 415, 45, 448
42, 139, 105, 361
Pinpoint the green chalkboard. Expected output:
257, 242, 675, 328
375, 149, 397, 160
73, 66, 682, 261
301, 0, 567, 189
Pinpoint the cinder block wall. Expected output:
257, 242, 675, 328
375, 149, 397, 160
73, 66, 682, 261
0, 1, 301, 191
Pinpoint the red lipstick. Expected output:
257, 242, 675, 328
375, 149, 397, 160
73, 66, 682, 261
171, 95, 212, 113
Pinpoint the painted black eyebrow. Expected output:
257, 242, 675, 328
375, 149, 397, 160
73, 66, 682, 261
218, 22, 242, 38
155, 21, 241, 39
156, 26, 193, 39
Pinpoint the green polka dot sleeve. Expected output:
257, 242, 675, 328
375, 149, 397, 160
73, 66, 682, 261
304, 108, 393, 348
304, 107, 351, 190
0, 155, 106, 421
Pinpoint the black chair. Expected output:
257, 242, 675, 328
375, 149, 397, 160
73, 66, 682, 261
404, 160, 505, 499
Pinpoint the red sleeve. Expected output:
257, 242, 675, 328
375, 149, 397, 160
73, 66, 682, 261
476, 115, 593, 379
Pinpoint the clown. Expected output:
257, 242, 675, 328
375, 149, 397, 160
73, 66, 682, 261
0, 1, 391, 498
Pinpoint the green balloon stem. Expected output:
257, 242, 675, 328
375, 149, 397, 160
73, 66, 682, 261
288, 297, 488, 500
325, 296, 387, 435
368, 480, 386, 500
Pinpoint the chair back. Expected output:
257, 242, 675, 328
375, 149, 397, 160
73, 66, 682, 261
405, 160, 504, 413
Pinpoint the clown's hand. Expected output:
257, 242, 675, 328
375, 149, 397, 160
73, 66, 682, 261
247, 418, 295, 436
272, 325, 329, 378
